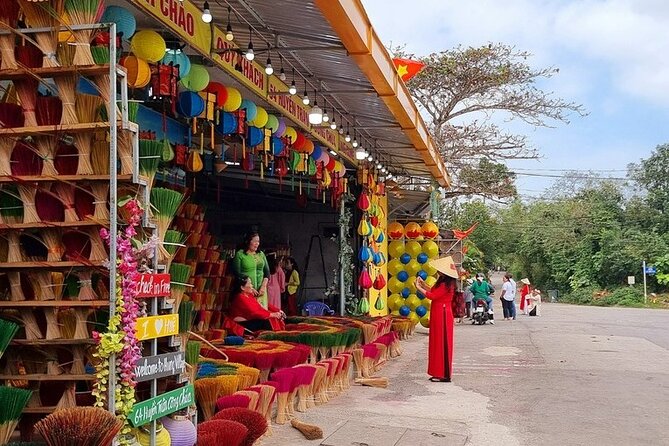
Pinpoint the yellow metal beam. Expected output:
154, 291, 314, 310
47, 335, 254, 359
314, 0, 450, 187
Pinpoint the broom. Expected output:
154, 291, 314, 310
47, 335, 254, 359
0, 0, 20, 69
73, 94, 102, 175
34, 407, 123, 446
64, 0, 103, 66
139, 138, 162, 186
354, 376, 389, 388
197, 419, 248, 446
291, 419, 324, 440
169, 262, 191, 312
151, 187, 184, 260
211, 407, 268, 446
162, 229, 186, 270
0, 318, 20, 359
0, 103, 25, 176
18, 0, 65, 68
0, 386, 32, 444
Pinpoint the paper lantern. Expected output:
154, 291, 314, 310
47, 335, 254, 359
216, 112, 237, 135
274, 118, 286, 137
302, 139, 314, 154
387, 259, 404, 276
293, 132, 306, 151
180, 64, 210, 92
334, 161, 345, 176
161, 49, 191, 78
388, 221, 404, 240
311, 144, 322, 161
161, 416, 196, 446
131, 30, 166, 63
326, 157, 336, 171
239, 99, 257, 123
203, 82, 228, 107
284, 126, 297, 144
101, 6, 136, 40
266, 114, 279, 133
359, 246, 371, 263
359, 268, 372, 289
120, 56, 151, 88
251, 106, 268, 127
223, 87, 242, 111
177, 91, 205, 117
405, 241, 422, 258
422, 240, 439, 259
247, 126, 264, 147
422, 221, 439, 239
388, 241, 404, 259
271, 136, 284, 155
405, 222, 422, 239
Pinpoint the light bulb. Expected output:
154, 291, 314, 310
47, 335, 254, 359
376, 163, 382, 169
245, 45, 254, 61
265, 58, 273, 75
289, 81, 297, 95
330, 121, 337, 130
329, 150, 338, 157
302, 93, 310, 105
345, 132, 351, 143
352, 138, 358, 148
202, 2, 212, 23
279, 68, 286, 81
381, 167, 387, 173
367, 155, 373, 162
308, 104, 323, 125
322, 110, 329, 122
225, 25, 234, 41
338, 125, 344, 135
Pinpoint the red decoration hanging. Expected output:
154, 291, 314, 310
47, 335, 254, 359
357, 192, 370, 211
358, 267, 373, 289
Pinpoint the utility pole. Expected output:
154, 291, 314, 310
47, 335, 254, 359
642, 260, 648, 305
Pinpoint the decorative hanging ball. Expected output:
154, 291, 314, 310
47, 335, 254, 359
420, 313, 430, 328
160, 416, 197, 446
274, 117, 287, 137
417, 270, 428, 281
359, 268, 373, 289
359, 246, 371, 263
283, 126, 297, 144
388, 221, 404, 240
310, 144, 322, 160
357, 193, 370, 211
101, 6, 137, 40
216, 112, 237, 135
405, 240, 422, 258
131, 30, 166, 63
401, 287, 411, 298
358, 296, 370, 314
387, 259, 403, 276
374, 293, 385, 310
422, 221, 439, 239
325, 157, 336, 172
388, 294, 403, 311
161, 49, 191, 78
271, 136, 285, 155
422, 240, 439, 259
317, 150, 329, 165
240, 99, 258, 122
406, 294, 422, 311
397, 270, 409, 283
388, 277, 403, 294
247, 126, 264, 147
399, 253, 411, 265
293, 132, 306, 151
417, 252, 429, 264
203, 82, 228, 107
222, 87, 242, 111
370, 215, 379, 228
334, 161, 345, 176
177, 91, 206, 117
373, 273, 386, 291
266, 114, 279, 133
404, 221, 422, 239
180, 64, 210, 92
120, 55, 151, 88
250, 106, 268, 128
388, 240, 405, 259
302, 139, 314, 155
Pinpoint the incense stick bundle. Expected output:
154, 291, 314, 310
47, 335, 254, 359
30, 271, 57, 301
291, 419, 324, 441
139, 138, 162, 186
0, 318, 20, 360
161, 229, 186, 270
118, 131, 133, 175
169, 263, 191, 312
55, 382, 77, 409
18, 0, 65, 68
194, 378, 224, 421
354, 376, 389, 388
0, 0, 20, 69
0, 104, 25, 175
52, 183, 78, 222
22, 310, 43, 340
55, 75, 79, 125
73, 308, 89, 339
17, 184, 39, 223
8, 273, 26, 301
74, 94, 102, 174
42, 229, 64, 262
76, 270, 97, 300
151, 187, 184, 260
64, 0, 103, 66
83, 227, 106, 261
58, 308, 76, 338
90, 132, 109, 174
70, 345, 86, 374
89, 46, 111, 107
33, 136, 59, 176
35, 407, 124, 446
14, 78, 39, 127
0, 386, 32, 445
89, 183, 109, 220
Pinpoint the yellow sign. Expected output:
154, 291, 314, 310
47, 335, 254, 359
130, 0, 212, 55
136, 314, 179, 341
369, 194, 389, 317
211, 29, 267, 98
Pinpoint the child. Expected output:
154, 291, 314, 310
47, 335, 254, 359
284, 257, 300, 316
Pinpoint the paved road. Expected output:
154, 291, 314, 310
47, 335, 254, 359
270, 295, 669, 445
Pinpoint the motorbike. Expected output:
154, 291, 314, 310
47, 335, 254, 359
472, 299, 490, 325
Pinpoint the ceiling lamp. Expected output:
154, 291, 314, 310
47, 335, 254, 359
279, 56, 286, 81
289, 69, 297, 95
381, 167, 387, 173
225, 6, 234, 40
355, 146, 367, 160
309, 94, 323, 125
265, 45, 273, 75
352, 133, 358, 148
329, 150, 338, 156
201, 1, 212, 23
245, 27, 254, 61
302, 80, 309, 105
322, 106, 329, 123
376, 162, 382, 170
367, 154, 373, 162
330, 116, 337, 130
344, 128, 351, 143
338, 123, 344, 134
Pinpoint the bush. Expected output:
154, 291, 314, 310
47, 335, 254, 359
561, 286, 598, 305
562, 286, 644, 307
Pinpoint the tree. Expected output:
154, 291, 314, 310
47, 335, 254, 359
396, 43, 587, 199
629, 143, 669, 231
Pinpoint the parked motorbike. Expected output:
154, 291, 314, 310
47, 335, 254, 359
472, 300, 490, 325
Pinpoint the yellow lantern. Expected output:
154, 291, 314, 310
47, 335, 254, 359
131, 30, 166, 63
251, 106, 269, 128
284, 127, 297, 144
120, 56, 151, 88
422, 221, 439, 239
223, 87, 242, 111
388, 221, 404, 240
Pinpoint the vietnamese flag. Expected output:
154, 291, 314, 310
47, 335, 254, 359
392, 58, 425, 82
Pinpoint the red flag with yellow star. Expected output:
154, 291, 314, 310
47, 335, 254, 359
392, 58, 425, 82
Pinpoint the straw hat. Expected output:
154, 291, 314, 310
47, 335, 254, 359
521, 278, 531, 285
428, 256, 459, 279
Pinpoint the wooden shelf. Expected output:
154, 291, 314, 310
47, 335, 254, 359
0, 121, 138, 137
11, 339, 96, 346
0, 260, 105, 270
0, 300, 109, 307
0, 220, 108, 230
0, 174, 133, 184
0, 374, 95, 381
0, 64, 113, 80
23, 406, 58, 414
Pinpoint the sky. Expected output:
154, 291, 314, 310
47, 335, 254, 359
361, 0, 669, 198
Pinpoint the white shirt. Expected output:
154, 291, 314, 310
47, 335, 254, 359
502, 281, 515, 301
510, 279, 517, 298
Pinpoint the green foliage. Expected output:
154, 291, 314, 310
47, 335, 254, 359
561, 287, 644, 307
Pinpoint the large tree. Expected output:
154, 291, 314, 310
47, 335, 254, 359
396, 43, 587, 200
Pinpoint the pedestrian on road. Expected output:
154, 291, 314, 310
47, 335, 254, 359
519, 278, 531, 315
501, 273, 517, 320
415, 255, 459, 383
464, 278, 474, 318
527, 289, 542, 316
469, 273, 495, 324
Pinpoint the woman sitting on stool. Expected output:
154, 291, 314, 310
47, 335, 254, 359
227, 276, 286, 332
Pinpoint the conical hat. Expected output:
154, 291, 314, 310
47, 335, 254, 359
428, 256, 458, 279
521, 278, 531, 285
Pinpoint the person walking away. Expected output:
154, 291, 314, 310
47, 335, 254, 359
415, 255, 459, 382
266, 255, 286, 311
469, 273, 495, 324
527, 289, 542, 316
500, 273, 516, 320
519, 278, 531, 315
508, 273, 517, 320
464, 279, 474, 319
284, 257, 301, 316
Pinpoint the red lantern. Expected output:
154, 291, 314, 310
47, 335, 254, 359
204, 81, 228, 107
373, 273, 386, 290
326, 158, 336, 171
357, 193, 370, 211
358, 268, 372, 289
293, 132, 306, 151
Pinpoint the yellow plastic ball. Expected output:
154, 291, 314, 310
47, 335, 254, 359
388, 294, 403, 311
131, 30, 166, 63
405, 260, 422, 277
387, 259, 404, 276
422, 240, 439, 259
422, 299, 431, 310
388, 241, 405, 259
388, 221, 404, 240
223, 87, 242, 111
405, 222, 422, 239
420, 313, 430, 328
422, 262, 438, 276
406, 294, 421, 311
425, 276, 437, 288
405, 240, 422, 258
391, 310, 400, 316
409, 312, 420, 325
388, 277, 404, 294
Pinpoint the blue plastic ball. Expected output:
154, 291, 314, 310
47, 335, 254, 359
400, 253, 411, 265
416, 270, 428, 281
401, 288, 410, 299
397, 271, 409, 282
415, 305, 428, 317
417, 253, 429, 264
399, 305, 411, 317
417, 291, 425, 300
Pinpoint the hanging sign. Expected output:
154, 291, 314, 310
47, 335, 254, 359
136, 273, 171, 298
134, 351, 186, 382
128, 384, 195, 427
129, 0, 212, 55
211, 31, 266, 97
136, 314, 179, 341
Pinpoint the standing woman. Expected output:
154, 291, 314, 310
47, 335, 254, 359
415, 256, 459, 383
284, 257, 301, 316
231, 233, 270, 309
267, 255, 286, 311
519, 278, 531, 315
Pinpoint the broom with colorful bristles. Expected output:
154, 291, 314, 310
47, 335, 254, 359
170, 262, 192, 312
34, 407, 123, 446
73, 93, 102, 174
64, 0, 104, 66
139, 138, 163, 186
0, 387, 32, 444
212, 407, 268, 446
197, 419, 248, 446
151, 187, 184, 264
0, 318, 20, 359
0, 0, 20, 69
18, 0, 65, 68
194, 377, 224, 421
